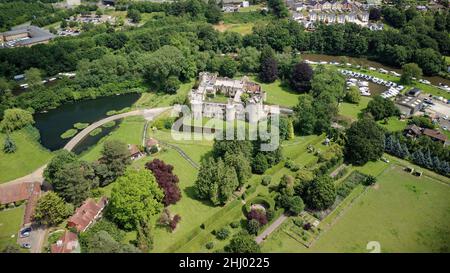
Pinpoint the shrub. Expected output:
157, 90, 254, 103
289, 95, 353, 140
261, 175, 271, 186
205, 242, 214, 250
247, 219, 260, 235
303, 222, 312, 231
216, 227, 230, 240
247, 208, 268, 226
169, 214, 181, 232
265, 209, 275, 221
293, 218, 304, 227
230, 221, 240, 229
363, 175, 377, 186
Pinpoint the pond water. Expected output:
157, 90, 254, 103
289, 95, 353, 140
301, 53, 450, 86
34, 93, 140, 151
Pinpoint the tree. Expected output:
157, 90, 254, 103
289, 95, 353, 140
252, 153, 269, 174
238, 47, 260, 73
413, 48, 444, 76
267, 0, 288, 18
145, 159, 181, 206
25, 68, 43, 89
345, 116, 385, 165
289, 62, 313, 93
305, 176, 336, 211
33, 192, 72, 226
109, 169, 164, 230
194, 157, 239, 205
226, 231, 261, 253
1, 244, 21, 253
259, 47, 278, 83
224, 152, 252, 187
205, 0, 222, 24
44, 150, 78, 184
3, 134, 16, 153
52, 161, 97, 206
127, 9, 141, 23
136, 220, 154, 252
247, 209, 268, 226
82, 230, 140, 253
369, 8, 381, 21
345, 86, 361, 104
246, 219, 260, 235
363, 96, 400, 121
97, 140, 131, 186
400, 63, 422, 84
0, 108, 34, 133
219, 57, 238, 78
287, 195, 304, 215
293, 94, 316, 135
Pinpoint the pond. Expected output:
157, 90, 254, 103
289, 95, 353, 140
301, 53, 450, 87
34, 93, 140, 151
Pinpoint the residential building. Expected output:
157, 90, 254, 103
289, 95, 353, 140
128, 144, 144, 160
422, 129, 448, 144
67, 197, 108, 232
358, 12, 369, 22
51, 231, 80, 253
0, 182, 41, 226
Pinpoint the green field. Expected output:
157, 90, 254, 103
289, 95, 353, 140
0, 206, 25, 250
80, 116, 146, 162
338, 96, 371, 120
261, 164, 450, 253
0, 129, 53, 184
249, 77, 300, 107
377, 117, 408, 132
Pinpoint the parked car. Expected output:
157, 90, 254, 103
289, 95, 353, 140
21, 243, 31, 249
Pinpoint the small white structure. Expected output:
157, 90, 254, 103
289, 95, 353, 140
241, 1, 249, 8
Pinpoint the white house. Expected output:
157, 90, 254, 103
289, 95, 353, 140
359, 12, 369, 22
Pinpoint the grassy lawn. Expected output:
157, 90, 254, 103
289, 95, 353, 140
213, 22, 255, 35
262, 164, 450, 253
0, 129, 53, 184
338, 96, 371, 120
80, 116, 146, 162
133, 81, 193, 109
0, 206, 25, 250
377, 117, 408, 132
248, 76, 300, 108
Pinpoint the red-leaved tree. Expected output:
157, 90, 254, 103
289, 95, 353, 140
146, 159, 181, 206
247, 208, 268, 226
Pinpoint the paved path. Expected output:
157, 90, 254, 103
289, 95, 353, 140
158, 140, 199, 169
255, 214, 288, 244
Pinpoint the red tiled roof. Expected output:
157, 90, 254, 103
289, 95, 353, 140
51, 231, 79, 253
0, 182, 40, 205
24, 183, 41, 225
146, 138, 159, 147
422, 129, 448, 142
128, 144, 141, 156
67, 197, 107, 232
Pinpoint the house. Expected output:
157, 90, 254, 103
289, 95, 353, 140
292, 12, 304, 21
308, 0, 322, 10
67, 197, 107, 232
404, 124, 423, 139
0, 182, 41, 226
0, 26, 54, 48
395, 96, 423, 117
318, 12, 326, 21
326, 13, 336, 23
359, 12, 369, 22
422, 129, 448, 144
241, 1, 249, 7
51, 231, 80, 253
128, 144, 144, 160
341, 0, 353, 10
337, 13, 346, 23
321, 1, 332, 10
346, 12, 356, 22
331, 0, 342, 10
145, 138, 160, 153
309, 12, 318, 21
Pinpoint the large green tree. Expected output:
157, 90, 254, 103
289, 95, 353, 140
96, 140, 131, 186
305, 176, 336, 211
400, 63, 422, 84
33, 192, 73, 226
0, 108, 34, 133
345, 116, 385, 165
108, 169, 164, 230
225, 231, 261, 253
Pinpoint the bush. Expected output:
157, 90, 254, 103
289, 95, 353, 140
247, 219, 260, 235
216, 227, 230, 240
205, 242, 214, 250
363, 175, 377, 186
266, 209, 275, 221
293, 218, 304, 227
261, 175, 271, 186
230, 221, 240, 229
247, 208, 268, 226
